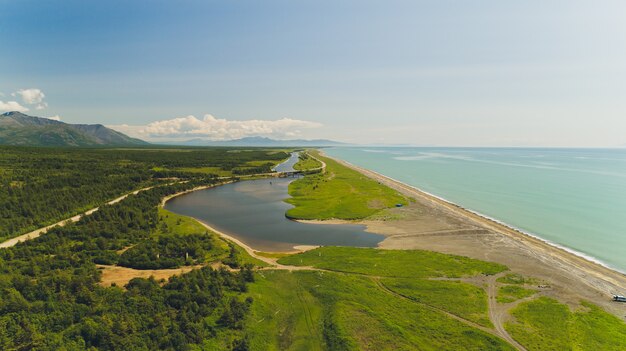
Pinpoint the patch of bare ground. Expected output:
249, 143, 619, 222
97, 264, 204, 287
367, 199, 385, 209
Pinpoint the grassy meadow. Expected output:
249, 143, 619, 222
293, 152, 323, 171
286, 152, 408, 220
244, 246, 626, 350
496, 285, 537, 303
245, 270, 514, 351
381, 278, 493, 327
506, 297, 626, 351
277, 246, 507, 278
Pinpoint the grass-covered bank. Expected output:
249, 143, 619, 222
293, 151, 323, 171
286, 151, 408, 220
277, 246, 507, 278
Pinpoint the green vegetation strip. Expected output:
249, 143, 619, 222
496, 273, 538, 285
286, 151, 408, 220
382, 278, 493, 328
293, 151, 322, 171
278, 247, 507, 278
496, 285, 537, 303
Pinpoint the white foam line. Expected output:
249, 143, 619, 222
337, 158, 624, 275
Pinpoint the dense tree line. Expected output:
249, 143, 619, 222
0, 179, 255, 350
0, 146, 290, 241
119, 233, 214, 269
0, 148, 154, 240
231, 162, 275, 175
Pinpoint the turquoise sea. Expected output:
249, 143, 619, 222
325, 147, 626, 273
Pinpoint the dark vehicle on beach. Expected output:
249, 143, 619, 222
613, 295, 626, 302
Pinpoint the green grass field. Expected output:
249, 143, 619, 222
277, 247, 507, 278
285, 152, 408, 220
506, 297, 626, 351
381, 278, 493, 327
293, 152, 322, 171
246, 270, 514, 351
496, 285, 537, 303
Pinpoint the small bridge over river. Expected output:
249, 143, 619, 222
277, 170, 303, 178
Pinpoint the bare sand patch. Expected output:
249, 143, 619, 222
97, 264, 204, 287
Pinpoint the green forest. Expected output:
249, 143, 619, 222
0, 146, 291, 350
0, 178, 259, 350
0, 146, 289, 241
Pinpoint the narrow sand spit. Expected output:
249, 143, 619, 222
322, 153, 626, 319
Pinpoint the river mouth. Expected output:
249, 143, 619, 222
163, 178, 384, 252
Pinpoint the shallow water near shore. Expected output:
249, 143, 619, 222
164, 177, 383, 252
325, 147, 626, 273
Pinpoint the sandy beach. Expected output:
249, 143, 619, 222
324, 153, 626, 319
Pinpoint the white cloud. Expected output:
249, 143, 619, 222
35, 102, 48, 110
0, 101, 29, 113
46, 115, 61, 121
110, 114, 323, 141
15, 88, 46, 105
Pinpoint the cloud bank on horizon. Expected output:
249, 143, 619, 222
3, 1, 626, 147
110, 114, 322, 141
0, 88, 49, 113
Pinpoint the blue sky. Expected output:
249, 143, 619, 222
1, 0, 625, 146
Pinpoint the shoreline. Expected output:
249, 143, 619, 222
159, 180, 236, 207
337, 157, 623, 276
160, 181, 318, 259
321, 151, 626, 315
162, 155, 626, 282
321, 151, 625, 275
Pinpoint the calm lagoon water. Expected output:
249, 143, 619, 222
325, 147, 626, 273
165, 152, 383, 251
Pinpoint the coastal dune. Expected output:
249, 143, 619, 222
325, 153, 626, 319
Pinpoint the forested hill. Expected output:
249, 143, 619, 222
0, 111, 148, 146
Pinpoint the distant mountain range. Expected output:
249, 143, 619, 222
0, 111, 148, 147
157, 136, 345, 147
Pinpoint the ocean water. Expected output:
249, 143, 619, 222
324, 147, 626, 273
